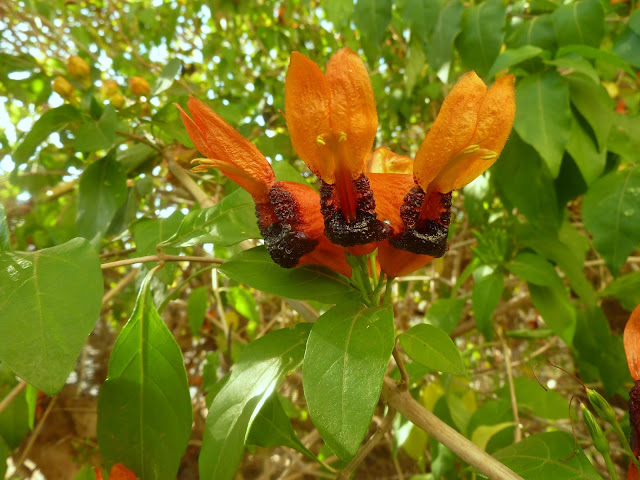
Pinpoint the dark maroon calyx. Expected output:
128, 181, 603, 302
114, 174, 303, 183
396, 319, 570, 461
389, 187, 452, 257
630, 380, 640, 452
255, 184, 318, 268
319, 174, 391, 247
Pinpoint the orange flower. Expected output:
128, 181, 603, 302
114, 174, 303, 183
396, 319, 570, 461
94, 463, 137, 480
176, 97, 350, 276
624, 303, 640, 480
285, 48, 391, 247
368, 72, 516, 276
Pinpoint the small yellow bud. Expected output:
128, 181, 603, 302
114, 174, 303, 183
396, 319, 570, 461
129, 76, 150, 97
109, 93, 125, 109
68, 55, 90, 79
52, 76, 74, 99
100, 79, 119, 100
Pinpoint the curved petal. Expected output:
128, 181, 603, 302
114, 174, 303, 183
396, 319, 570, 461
178, 98, 275, 203
297, 235, 352, 277
325, 47, 378, 179
377, 241, 434, 277
368, 172, 414, 233
430, 74, 516, 193
413, 72, 487, 191
284, 52, 334, 181
625, 303, 640, 381
367, 146, 413, 174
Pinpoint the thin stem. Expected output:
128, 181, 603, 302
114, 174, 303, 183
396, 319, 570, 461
101, 254, 223, 270
383, 277, 394, 305
382, 377, 524, 480
602, 450, 619, 480
393, 345, 410, 389
158, 265, 217, 313
0, 380, 27, 416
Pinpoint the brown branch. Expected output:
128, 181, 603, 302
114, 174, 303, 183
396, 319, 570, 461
0, 380, 27, 416
102, 268, 138, 307
382, 377, 524, 480
166, 158, 215, 208
15, 396, 58, 469
101, 254, 223, 270
392, 345, 410, 389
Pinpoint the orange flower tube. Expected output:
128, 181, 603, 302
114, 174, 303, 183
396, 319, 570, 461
625, 304, 640, 479
285, 48, 391, 247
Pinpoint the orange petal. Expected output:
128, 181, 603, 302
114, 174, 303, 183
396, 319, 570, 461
413, 72, 487, 191
629, 461, 639, 480
284, 52, 334, 181
110, 464, 137, 480
277, 181, 324, 240
297, 235, 352, 277
178, 97, 275, 203
624, 303, 640, 380
93, 467, 105, 480
377, 241, 434, 277
430, 74, 516, 193
367, 146, 413, 174
325, 47, 378, 179
368, 172, 415, 233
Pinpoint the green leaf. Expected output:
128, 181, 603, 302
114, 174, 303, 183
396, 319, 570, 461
456, 0, 506, 77
199, 324, 311, 480
507, 252, 563, 289
399, 324, 466, 376
0, 435, 7, 478
97, 270, 192, 479
303, 303, 394, 461
613, 27, 640, 68
0, 238, 102, 394
401, 0, 441, 41
582, 166, 640, 275
428, 0, 464, 81
567, 73, 612, 154
0, 365, 30, 448
424, 297, 466, 335
324, 0, 354, 29
0, 204, 9, 252
507, 14, 556, 50
608, 113, 640, 161
556, 45, 636, 77
76, 155, 128, 243
227, 286, 258, 324
487, 45, 543, 79
405, 33, 426, 95
13, 105, 79, 165
552, 0, 604, 48
219, 247, 360, 304
187, 286, 209, 337
26, 383, 37, 429
501, 378, 570, 421
545, 55, 599, 85
75, 105, 118, 152
566, 114, 606, 185
353, 0, 392, 64
601, 271, 640, 312
492, 133, 561, 231
160, 189, 260, 248
514, 71, 571, 178
247, 394, 317, 460
472, 271, 504, 341
152, 58, 181, 95
494, 431, 603, 479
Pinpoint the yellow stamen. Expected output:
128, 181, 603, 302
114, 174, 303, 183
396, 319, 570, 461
316, 135, 326, 146
338, 132, 347, 143
462, 144, 480, 154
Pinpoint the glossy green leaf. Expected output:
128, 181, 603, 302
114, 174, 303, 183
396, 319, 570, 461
303, 303, 394, 460
567, 73, 612, 154
566, 114, 606, 185
353, 0, 392, 63
75, 105, 118, 152
0, 365, 30, 448
324, 0, 354, 29
97, 270, 192, 479
220, 247, 360, 304
401, 0, 441, 41
514, 71, 571, 178
152, 58, 181, 95
529, 283, 576, 345
200, 324, 311, 480
601, 271, 640, 312
500, 378, 569, 420
507, 252, 563, 289
472, 271, 503, 341
399, 324, 466, 376
494, 431, 603, 479
227, 285, 258, 324
160, 189, 260, 248
545, 56, 599, 85
609, 113, 640, 161
556, 45, 636, 77
25, 383, 37, 429
425, 297, 466, 335
13, 105, 79, 165
0, 204, 9, 252
613, 27, 640, 68
552, 0, 604, 48
247, 394, 316, 460
456, 0, 506, 77
76, 155, 128, 243
582, 166, 640, 275
487, 45, 543, 79
0, 238, 102, 394
405, 33, 425, 95
507, 14, 556, 50
187, 286, 209, 336
428, 0, 464, 81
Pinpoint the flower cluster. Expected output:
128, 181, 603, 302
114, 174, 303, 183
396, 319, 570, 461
177, 48, 515, 278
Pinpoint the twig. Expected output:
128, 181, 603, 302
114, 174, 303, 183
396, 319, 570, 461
15, 396, 58, 469
500, 332, 521, 443
115, 130, 163, 152
166, 158, 215, 208
101, 254, 223, 269
0, 380, 27, 415
393, 345, 410, 389
337, 407, 396, 479
101, 268, 138, 307
382, 377, 524, 480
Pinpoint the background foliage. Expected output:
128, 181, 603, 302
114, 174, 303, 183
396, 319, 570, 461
1, 0, 639, 478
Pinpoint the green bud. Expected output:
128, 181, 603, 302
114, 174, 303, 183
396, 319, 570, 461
587, 388, 617, 425
581, 403, 609, 454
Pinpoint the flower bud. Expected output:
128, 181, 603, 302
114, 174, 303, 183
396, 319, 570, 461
587, 388, 617, 425
129, 76, 150, 96
109, 93, 125, 109
52, 76, 74, 99
100, 79, 119, 100
581, 403, 609, 454
68, 55, 90, 79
